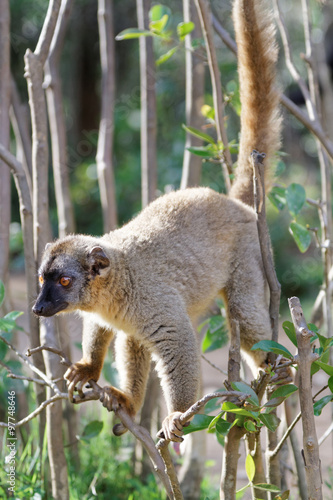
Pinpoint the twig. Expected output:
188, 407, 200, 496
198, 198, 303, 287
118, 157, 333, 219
288, 297, 323, 500
201, 353, 228, 376
318, 422, 333, 447
0, 394, 68, 429
0, 335, 61, 395
194, 0, 232, 191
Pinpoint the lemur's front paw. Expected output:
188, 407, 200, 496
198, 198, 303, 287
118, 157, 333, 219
64, 361, 101, 402
157, 411, 187, 443
99, 386, 135, 437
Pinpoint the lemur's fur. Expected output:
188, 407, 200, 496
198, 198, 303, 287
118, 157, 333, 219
33, 0, 281, 442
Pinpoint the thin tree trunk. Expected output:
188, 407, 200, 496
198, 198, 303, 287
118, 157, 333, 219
45, 0, 75, 238
24, 1, 69, 498
181, 0, 204, 189
0, 0, 11, 311
44, 0, 80, 469
96, 0, 117, 231
10, 77, 33, 189
137, 0, 157, 207
194, 0, 232, 192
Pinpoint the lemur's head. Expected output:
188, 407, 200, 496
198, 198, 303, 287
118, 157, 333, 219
32, 236, 110, 317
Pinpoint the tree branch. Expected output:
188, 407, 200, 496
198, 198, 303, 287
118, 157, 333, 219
288, 297, 323, 500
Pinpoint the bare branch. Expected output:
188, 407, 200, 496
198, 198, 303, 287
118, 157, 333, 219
35, 0, 62, 66
194, 0, 232, 191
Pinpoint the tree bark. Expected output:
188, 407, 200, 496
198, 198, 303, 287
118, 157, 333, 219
137, 0, 157, 207
24, 1, 69, 498
96, 0, 118, 231
45, 0, 75, 238
181, 0, 204, 189
0, 0, 11, 311
288, 297, 322, 500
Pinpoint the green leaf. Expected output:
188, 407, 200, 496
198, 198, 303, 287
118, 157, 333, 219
156, 46, 178, 65
263, 397, 286, 409
231, 382, 259, 406
0, 340, 8, 360
274, 160, 286, 178
182, 414, 214, 435
149, 14, 169, 33
289, 222, 311, 253
79, 420, 103, 442
251, 340, 293, 360
268, 186, 287, 211
0, 318, 16, 333
328, 376, 333, 393
186, 146, 216, 158
208, 412, 224, 430
149, 4, 171, 22
201, 104, 215, 120
177, 21, 195, 40
313, 395, 333, 416
259, 413, 280, 432
201, 315, 228, 353
270, 384, 298, 400
0, 281, 4, 308
245, 454, 256, 482
222, 402, 258, 420
274, 491, 290, 500
182, 124, 216, 144
4, 311, 24, 321
254, 483, 280, 493
314, 361, 333, 376
244, 420, 257, 433
216, 419, 232, 436
286, 183, 306, 216
115, 28, 153, 41
282, 321, 297, 347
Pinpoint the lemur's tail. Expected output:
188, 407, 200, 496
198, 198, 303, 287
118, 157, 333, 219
229, 0, 281, 206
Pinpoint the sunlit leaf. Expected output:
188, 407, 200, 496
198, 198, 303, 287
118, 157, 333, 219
115, 28, 153, 41
314, 361, 333, 376
186, 146, 216, 158
177, 21, 195, 40
156, 46, 178, 65
149, 14, 169, 33
149, 4, 171, 22
245, 454, 255, 482
201, 104, 215, 120
289, 222, 311, 253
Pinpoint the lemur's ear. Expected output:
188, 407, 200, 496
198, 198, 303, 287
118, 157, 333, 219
88, 246, 110, 275
45, 242, 52, 251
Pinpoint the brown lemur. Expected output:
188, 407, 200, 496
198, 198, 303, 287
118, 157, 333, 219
32, 0, 281, 443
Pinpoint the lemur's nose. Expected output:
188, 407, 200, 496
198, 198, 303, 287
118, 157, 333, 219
32, 303, 43, 316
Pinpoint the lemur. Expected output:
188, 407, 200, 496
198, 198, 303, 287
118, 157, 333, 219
33, 0, 281, 442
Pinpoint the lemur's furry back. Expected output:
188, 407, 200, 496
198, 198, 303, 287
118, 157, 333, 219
230, 0, 281, 206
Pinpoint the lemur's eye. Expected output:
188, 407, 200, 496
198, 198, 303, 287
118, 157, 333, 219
60, 276, 72, 287
39, 276, 44, 285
